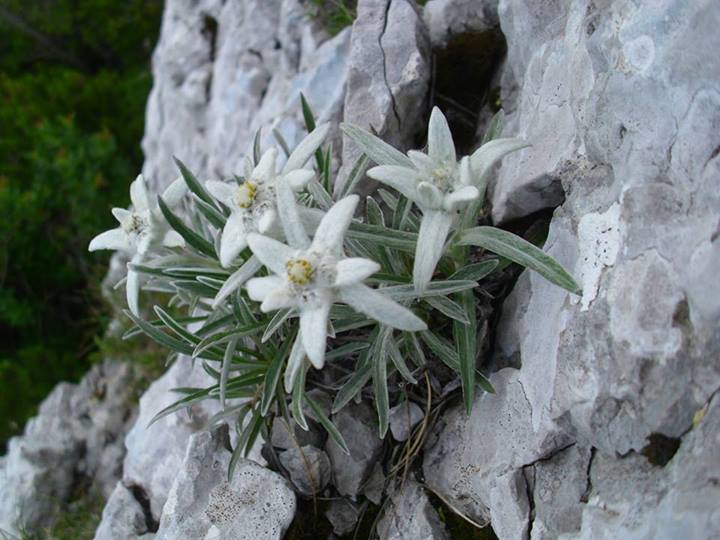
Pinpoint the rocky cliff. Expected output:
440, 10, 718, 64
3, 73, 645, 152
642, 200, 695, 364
1, 0, 718, 539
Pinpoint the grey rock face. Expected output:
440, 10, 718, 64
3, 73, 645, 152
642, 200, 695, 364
0, 360, 137, 535
426, 0, 720, 537
121, 357, 225, 520
142, 0, 350, 195
377, 479, 450, 540
325, 498, 361, 537
335, 0, 431, 197
423, 0, 499, 48
278, 445, 331, 496
326, 402, 383, 499
389, 400, 424, 441
155, 429, 295, 540
93, 482, 153, 540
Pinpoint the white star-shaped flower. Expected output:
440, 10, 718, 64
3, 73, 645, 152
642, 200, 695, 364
88, 174, 186, 314
352, 107, 527, 290
246, 195, 426, 389
205, 124, 330, 268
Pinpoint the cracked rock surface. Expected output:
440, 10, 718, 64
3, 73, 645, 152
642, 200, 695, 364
425, 0, 720, 538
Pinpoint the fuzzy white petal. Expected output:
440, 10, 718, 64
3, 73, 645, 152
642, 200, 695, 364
334, 258, 380, 286
459, 156, 472, 186
300, 303, 330, 369
413, 210, 453, 291
469, 138, 530, 186
111, 207, 131, 224
366, 165, 421, 202
283, 123, 330, 174
162, 177, 187, 207
276, 181, 310, 249
162, 229, 185, 248
126, 257, 143, 316
416, 182, 444, 210
428, 107, 456, 164
137, 235, 153, 256
257, 208, 276, 234
88, 228, 129, 252
246, 233, 295, 275
284, 169, 314, 190
205, 181, 235, 205
254, 148, 278, 182
444, 186, 479, 211
261, 286, 297, 312
284, 336, 307, 392
311, 195, 359, 253
339, 284, 427, 331
130, 175, 151, 211
213, 256, 263, 308
246, 275, 284, 302
219, 212, 248, 267
407, 150, 435, 175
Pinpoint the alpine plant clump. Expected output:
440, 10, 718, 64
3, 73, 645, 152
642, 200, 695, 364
89, 101, 581, 475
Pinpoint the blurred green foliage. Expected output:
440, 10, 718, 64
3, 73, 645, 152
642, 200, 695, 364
0, 0, 163, 450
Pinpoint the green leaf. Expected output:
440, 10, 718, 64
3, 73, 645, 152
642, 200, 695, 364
404, 332, 426, 368
306, 394, 350, 454
291, 360, 309, 430
481, 109, 506, 145
260, 331, 295, 416
382, 279, 477, 300
153, 306, 201, 344
158, 196, 217, 258
253, 129, 262, 165
300, 92, 317, 132
174, 157, 216, 207
272, 128, 291, 157
374, 329, 391, 438
194, 196, 227, 228
455, 290, 477, 414
220, 337, 238, 408
387, 334, 417, 384
341, 123, 413, 168
420, 330, 460, 372
366, 196, 385, 226
457, 227, 581, 294
262, 308, 293, 343
449, 259, 500, 282
347, 222, 418, 252
307, 178, 333, 210
124, 310, 194, 355
325, 342, 370, 361
424, 295, 470, 324
148, 385, 213, 426
331, 337, 375, 413
337, 154, 369, 199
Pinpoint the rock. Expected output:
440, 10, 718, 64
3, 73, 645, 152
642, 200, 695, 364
425, 0, 720, 537
362, 462, 386, 504
0, 360, 137, 535
325, 499, 361, 537
142, 0, 350, 194
154, 428, 295, 540
326, 402, 383, 499
93, 482, 154, 540
278, 445, 331, 496
121, 356, 225, 520
270, 417, 325, 451
423, 0, 499, 48
389, 400, 424, 441
376, 479, 450, 540
334, 0, 431, 197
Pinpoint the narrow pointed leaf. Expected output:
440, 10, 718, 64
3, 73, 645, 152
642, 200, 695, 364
306, 394, 350, 455
158, 196, 216, 258
341, 124, 413, 168
174, 157, 215, 207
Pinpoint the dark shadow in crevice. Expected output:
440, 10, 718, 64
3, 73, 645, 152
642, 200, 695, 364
641, 433, 681, 467
431, 28, 507, 155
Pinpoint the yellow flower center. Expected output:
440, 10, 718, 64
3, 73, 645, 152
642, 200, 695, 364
432, 168, 451, 190
286, 258, 313, 285
234, 181, 257, 208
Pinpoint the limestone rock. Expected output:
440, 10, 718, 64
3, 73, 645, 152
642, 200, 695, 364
376, 480, 450, 540
325, 499, 361, 537
326, 402, 383, 499
423, 0, 499, 48
155, 429, 295, 540
121, 357, 224, 520
425, 0, 720, 537
335, 0, 431, 197
93, 482, 154, 540
388, 400, 424, 441
278, 445, 331, 496
0, 360, 137, 535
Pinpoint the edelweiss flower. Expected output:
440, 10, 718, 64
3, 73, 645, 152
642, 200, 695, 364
205, 124, 330, 268
353, 107, 527, 290
246, 195, 426, 388
89, 174, 187, 314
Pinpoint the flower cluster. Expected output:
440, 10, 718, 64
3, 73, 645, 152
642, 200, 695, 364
88, 104, 579, 460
